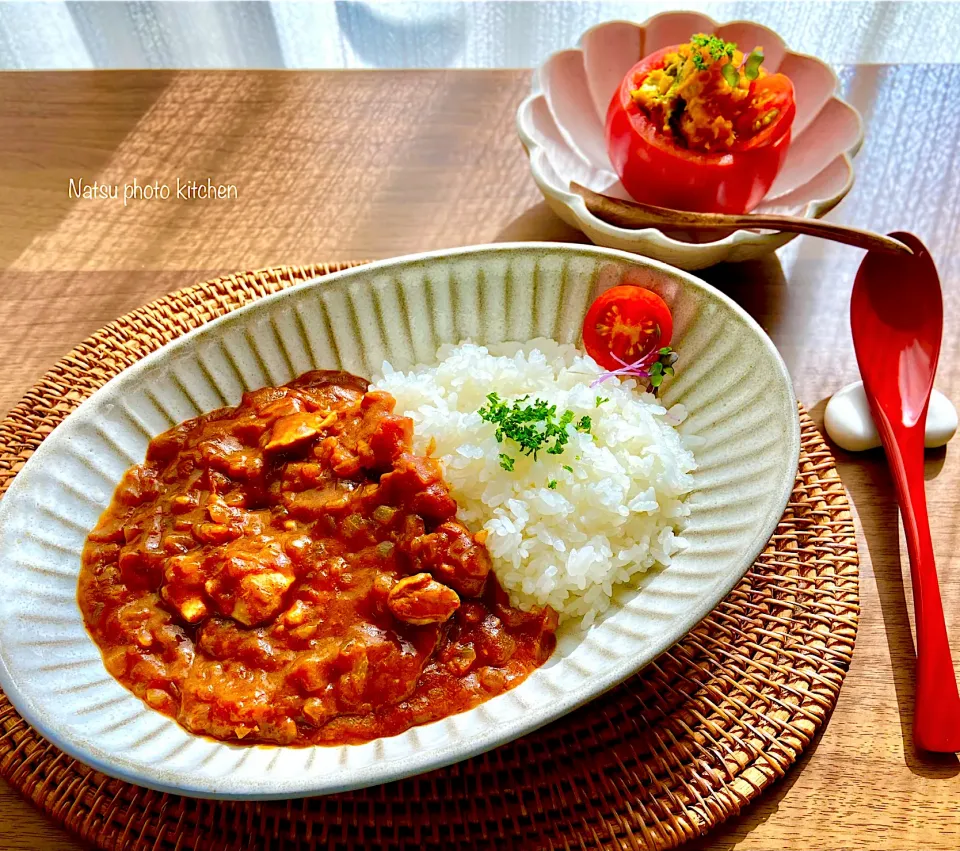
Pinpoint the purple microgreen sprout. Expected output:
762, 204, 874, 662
591, 346, 678, 396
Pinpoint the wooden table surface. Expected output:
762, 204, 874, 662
1, 68, 959, 850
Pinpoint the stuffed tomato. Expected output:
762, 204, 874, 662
605, 34, 796, 214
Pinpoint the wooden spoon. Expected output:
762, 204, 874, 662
570, 182, 912, 256
851, 232, 960, 752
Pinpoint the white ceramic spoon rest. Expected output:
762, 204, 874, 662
825, 381, 957, 452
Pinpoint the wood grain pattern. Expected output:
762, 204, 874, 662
0, 68, 959, 850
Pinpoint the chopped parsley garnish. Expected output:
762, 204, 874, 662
547, 480, 558, 490
690, 33, 736, 70
562, 464, 573, 473
691, 33, 736, 59
479, 393, 593, 466
595, 396, 609, 408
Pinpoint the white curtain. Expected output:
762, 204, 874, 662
0, 1, 957, 70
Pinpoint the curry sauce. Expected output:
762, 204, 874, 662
78, 371, 556, 746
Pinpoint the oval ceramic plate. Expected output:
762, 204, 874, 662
0, 244, 799, 799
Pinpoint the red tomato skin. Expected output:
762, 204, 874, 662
604, 46, 796, 214
582, 285, 673, 372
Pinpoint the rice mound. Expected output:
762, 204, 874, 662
372, 339, 698, 627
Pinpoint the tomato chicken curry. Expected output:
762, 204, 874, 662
78, 371, 557, 746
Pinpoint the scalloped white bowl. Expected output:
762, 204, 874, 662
517, 12, 864, 269
0, 244, 799, 799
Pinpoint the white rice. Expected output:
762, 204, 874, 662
371, 339, 698, 627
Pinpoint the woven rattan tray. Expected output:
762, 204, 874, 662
0, 263, 859, 850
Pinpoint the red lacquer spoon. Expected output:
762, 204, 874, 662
851, 231, 960, 752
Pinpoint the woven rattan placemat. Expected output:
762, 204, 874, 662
0, 264, 859, 851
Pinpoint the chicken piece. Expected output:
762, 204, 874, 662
336, 638, 370, 708
253, 393, 303, 420
396, 514, 425, 551
408, 521, 492, 597
287, 638, 344, 694
87, 514, 127, 544
158, 547, 211, 623
243, 385, 294, 414
302, 693, 339, 727
205, 493, 238, 524
282, 599, 310, 627
287, 623, 436, 715
144, 688, 177, 714
201, 536, 296, 627
230, 571, 295, 627
368, 414, 413, 468
359, 392, 413, 470
161, 590, 208, 624
327, 439, 363, 477
199, 435, 264, 480
170, 491, 200, 514
387, 573, 460, 625
264, 411, 337, 454
281, 481, 357, 519
289, 369, 369, 400
117, 509, 166, 589
281, 462, 326, 492
145, 420, 193, 464
442, 642, 477, 677
194, 522, 240, 546
378, 453, 457, 522
226, 408, 275, 444
197, 617, 293, 670
476, 614, 517, 665
114, 465, 161, 507
179, 660, 298, 745
163, 548, 206, 587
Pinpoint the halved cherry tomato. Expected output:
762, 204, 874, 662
604, 45, 796, 214
582, 285, 673, 371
